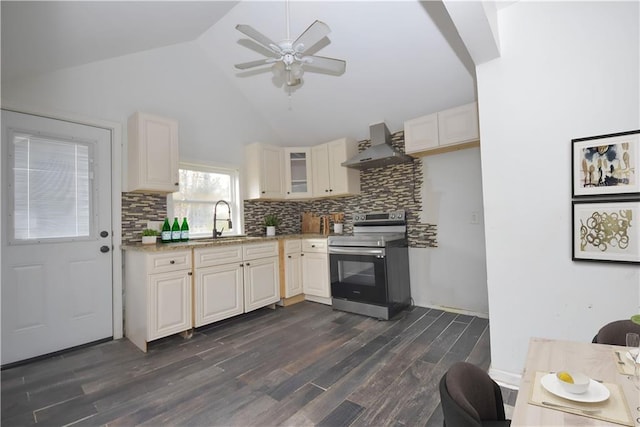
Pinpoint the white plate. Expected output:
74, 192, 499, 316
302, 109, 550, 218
540, 374, 610, 403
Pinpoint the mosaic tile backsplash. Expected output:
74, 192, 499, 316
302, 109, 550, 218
244, 131, 438, 248
121, 192, 167, 244
121, 130, 437, 247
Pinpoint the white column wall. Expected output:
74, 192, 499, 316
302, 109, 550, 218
476, 1, 640, 383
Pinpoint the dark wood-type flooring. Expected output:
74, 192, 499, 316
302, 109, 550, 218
2, 302, 515, 426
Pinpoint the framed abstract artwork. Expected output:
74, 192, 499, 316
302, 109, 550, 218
572, 200, 640, 264
572, 130, 639, 197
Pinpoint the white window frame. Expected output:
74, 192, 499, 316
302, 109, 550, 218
168, 162, 243, 238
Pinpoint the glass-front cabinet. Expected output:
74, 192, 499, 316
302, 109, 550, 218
284, 147, 313, 199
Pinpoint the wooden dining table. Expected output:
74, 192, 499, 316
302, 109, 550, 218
511, 337, 639, 426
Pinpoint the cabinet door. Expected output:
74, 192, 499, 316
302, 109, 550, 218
245, 143, 285, 199
284, 147, 312, 199
404, 113, 439, 154
194, 263, 244, 327
302, 252, 330, 298
147, 270, 191, 341
326, 138, 360, 196
261, 145, 285, 198
284, 252, 303, 298
244, 257, 280, 312
311, 144, 330, 197
127, 112, 179, 193
438, 102, 479, 146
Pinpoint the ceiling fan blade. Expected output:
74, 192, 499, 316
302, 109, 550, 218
292, 20, 330, 53
235, 58, 276, 70
236, 24, 281, 55
302, 55, 346, 74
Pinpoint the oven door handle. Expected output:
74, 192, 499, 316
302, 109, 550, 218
328, 247, 386, 257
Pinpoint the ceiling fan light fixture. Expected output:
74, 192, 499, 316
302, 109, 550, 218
234, 4, 345, 92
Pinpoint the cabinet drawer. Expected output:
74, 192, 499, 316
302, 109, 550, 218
284, 239, 302, 254
302, 239, 327, 253
147, 250, 192, 274
243, 241, 279, 260
194, 245, 243, 268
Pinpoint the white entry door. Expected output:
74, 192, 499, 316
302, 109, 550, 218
1, 110, 113, 366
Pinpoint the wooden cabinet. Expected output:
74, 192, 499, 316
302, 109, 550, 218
242, 241, 280, 312
243, 256, 280, 312
193, 241, 279, 328
245, 143, 285, 199
127, 112, 179, 193
404, 102, 479, 157
124, 249, 192, 352
284, 148, 313, 199
301, 239, 331, 304
280, 239, 303, 301
193, 245, 244, 327
311, 138, 360, 198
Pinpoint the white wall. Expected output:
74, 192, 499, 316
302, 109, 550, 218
1, 40, 279, 169
410, 147, 488, 316
476, 1, 640, 384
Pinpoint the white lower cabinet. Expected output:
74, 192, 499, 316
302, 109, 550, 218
243, 256, 280, 312
124, 249, 193, 352
194, 263, 244, 327
301, 239, 331, 304
193, 241, 280, 328
281, 239, 303, 299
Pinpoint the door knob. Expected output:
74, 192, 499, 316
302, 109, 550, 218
100, 230, 109, 238
100, 245, 110, 253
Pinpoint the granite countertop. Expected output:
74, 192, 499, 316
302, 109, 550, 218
122, 233, 329, 252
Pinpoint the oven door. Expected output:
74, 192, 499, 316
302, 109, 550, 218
329, 246, 388, 305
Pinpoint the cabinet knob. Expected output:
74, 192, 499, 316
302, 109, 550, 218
287, 191, 290, 194
325, 189, 329, 192
170, 260, 175, 264
246, 262, 250, 266
188, 272, 192, 276
301, 253, 304, 256
100, 245, 110, 253
261, 191, 265, 194
329, 189, 333, 192
240, 263, 244, 267
174, 182, 179, 186
311, 245, 316, 248
100, 230, 109, 238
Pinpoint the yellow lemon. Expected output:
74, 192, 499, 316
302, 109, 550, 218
557, 371, 574, 384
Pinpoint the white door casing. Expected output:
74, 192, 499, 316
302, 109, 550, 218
1, 110, 113, 365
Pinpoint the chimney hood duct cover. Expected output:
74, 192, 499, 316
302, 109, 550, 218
342, 122, 413, 169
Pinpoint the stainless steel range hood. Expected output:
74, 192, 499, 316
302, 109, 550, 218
341, 122, 413, 169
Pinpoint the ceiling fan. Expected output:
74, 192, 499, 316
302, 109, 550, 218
234, 2, 346, 88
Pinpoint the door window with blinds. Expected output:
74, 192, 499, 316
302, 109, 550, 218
9, 131, 94, 243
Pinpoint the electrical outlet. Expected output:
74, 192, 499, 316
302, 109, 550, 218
470, 211, 479, 224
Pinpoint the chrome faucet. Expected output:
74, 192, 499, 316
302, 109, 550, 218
213, 200, 232, 239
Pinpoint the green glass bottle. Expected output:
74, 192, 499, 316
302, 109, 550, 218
171, 217, 181, 241
180, 218, 189, 242
161, 218, 171, 243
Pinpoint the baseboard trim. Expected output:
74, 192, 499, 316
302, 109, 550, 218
489, 366, 522, 389
417, 303, 489, 319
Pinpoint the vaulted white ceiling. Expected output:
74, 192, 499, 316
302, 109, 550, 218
1, 1, 480, 145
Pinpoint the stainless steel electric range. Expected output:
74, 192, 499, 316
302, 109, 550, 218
327, 210, 411, 320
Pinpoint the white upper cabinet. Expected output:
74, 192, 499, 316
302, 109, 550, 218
404, 102, 479, 156
311, 138, 360, 198
127, 112, 179, 193
284, 147, 313, 199
403, 112, 439, 153
245, 142, 285, 200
